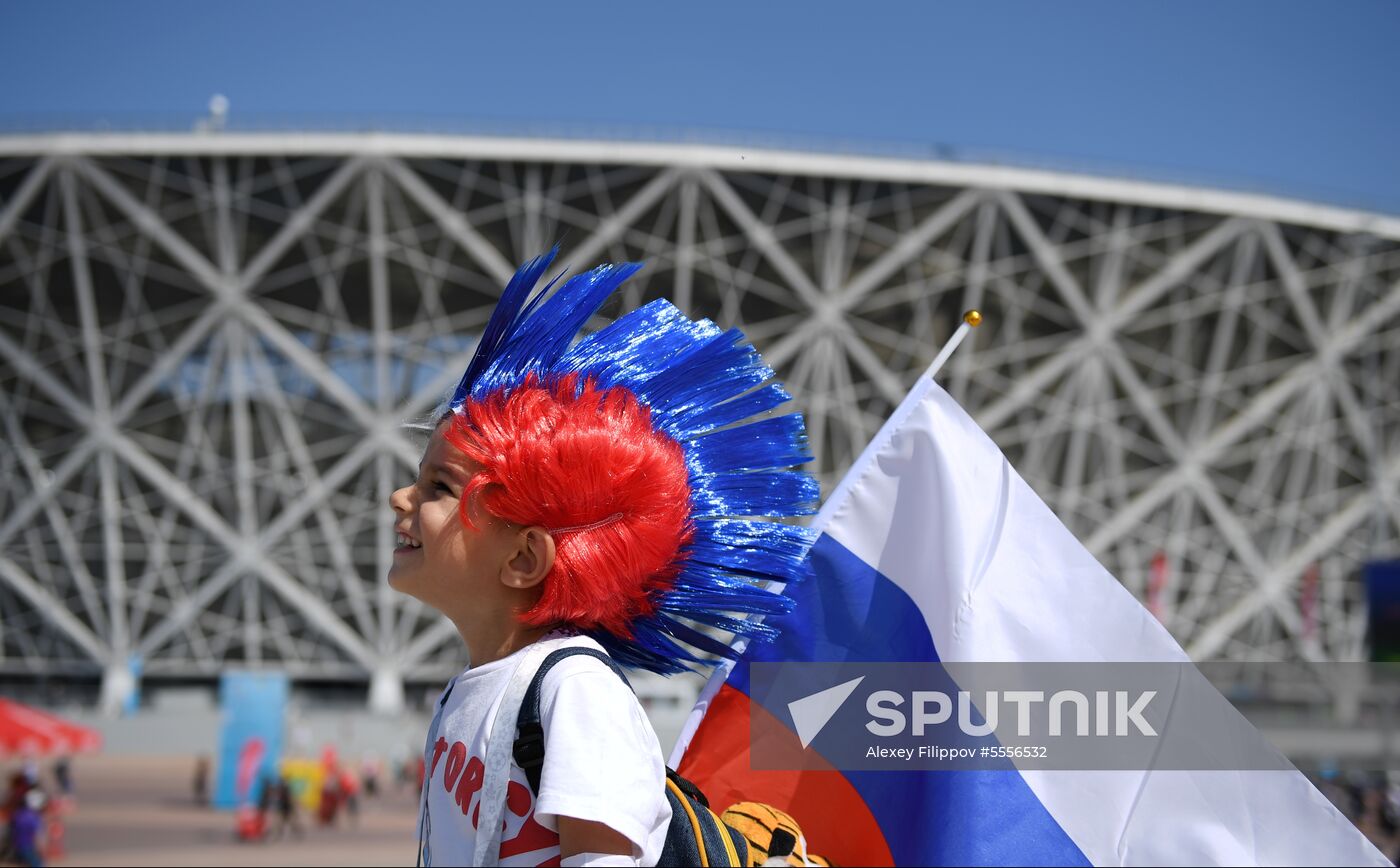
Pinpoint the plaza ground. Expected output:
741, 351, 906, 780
50, 755, 419, 867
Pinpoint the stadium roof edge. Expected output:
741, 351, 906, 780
3, 131, 1398, 241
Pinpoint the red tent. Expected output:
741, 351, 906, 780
0, 699, 101, 757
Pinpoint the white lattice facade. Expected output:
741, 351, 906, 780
1, 134, 1397, 711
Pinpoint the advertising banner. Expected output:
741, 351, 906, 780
213, 670, 289, 809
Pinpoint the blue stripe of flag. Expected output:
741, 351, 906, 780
732, 533, 1091, 866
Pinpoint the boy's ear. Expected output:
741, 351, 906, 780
501, 526, 555, 590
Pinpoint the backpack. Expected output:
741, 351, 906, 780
512, 647, 750, 867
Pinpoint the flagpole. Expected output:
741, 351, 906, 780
922, 309, 983, 381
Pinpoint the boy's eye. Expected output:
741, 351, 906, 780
434, 482, 453, 494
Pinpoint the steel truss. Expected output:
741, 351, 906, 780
0, 135, 1397, 712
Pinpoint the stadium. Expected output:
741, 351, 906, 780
1, 130, 1397, 720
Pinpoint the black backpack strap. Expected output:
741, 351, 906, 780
512, 646, 632, 795
665, 767, 709, 808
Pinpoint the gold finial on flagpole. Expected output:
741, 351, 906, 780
923, 311, 986, 381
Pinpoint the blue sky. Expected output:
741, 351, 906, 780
2, 1, 1396, 214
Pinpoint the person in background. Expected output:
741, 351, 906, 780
359, 755, 380, 799
340, 768, 360, 827
4, 770, 33, 813
318, 771, 341, 827
51, 758, 71, 801
192, 756, 210, 806
270, 775, 301, 840
10, 789, 45, 868
1, 770, 36, 864
256, 771, 275, 819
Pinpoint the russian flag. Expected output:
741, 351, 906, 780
671, 376, 1387, 866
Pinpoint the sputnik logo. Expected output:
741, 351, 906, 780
787, 676, 866, 748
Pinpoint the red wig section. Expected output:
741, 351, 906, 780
444, 374, 693, 637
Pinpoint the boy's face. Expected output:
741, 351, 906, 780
387, 423, 520, 613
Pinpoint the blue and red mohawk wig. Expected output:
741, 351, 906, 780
440, 247, 818, 675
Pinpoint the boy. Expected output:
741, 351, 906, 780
390, 250, 817, 866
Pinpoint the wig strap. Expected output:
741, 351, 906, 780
550, 512, 625, 536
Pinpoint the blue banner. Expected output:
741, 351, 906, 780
123, 654, 143, 717
1366, 560, 1400, 663
213, 670, 289, 809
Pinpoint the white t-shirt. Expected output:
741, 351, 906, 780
418, 633, 671, 867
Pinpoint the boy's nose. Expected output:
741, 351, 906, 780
389, 485, 412, 515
